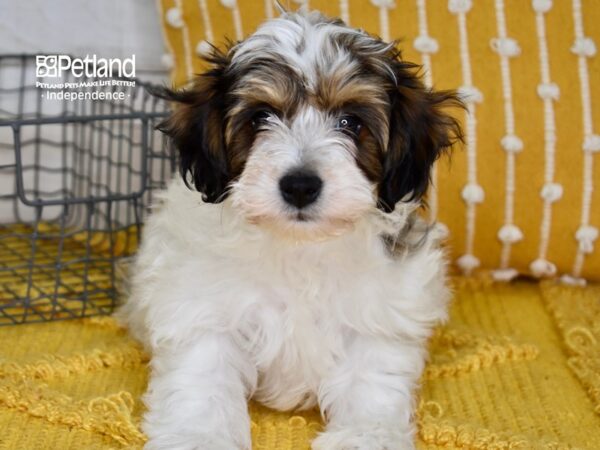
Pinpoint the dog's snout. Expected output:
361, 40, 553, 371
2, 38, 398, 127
279, 171, 323, 208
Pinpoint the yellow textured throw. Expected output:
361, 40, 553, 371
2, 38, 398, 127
0, 278, 598, 449
157, 0, 600, 282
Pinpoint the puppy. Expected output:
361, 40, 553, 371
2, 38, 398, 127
118, 9, 462, 450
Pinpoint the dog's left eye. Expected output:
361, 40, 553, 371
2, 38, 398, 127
336, 115, 362, 136
251, 110, 274, 130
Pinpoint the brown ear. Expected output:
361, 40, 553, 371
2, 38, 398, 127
153, 49, 233, 203
378, 61, 463, 212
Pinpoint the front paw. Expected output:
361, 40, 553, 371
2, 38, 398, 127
311, 423, 415, 450
144, 433, 245, 450
142, 412, 250, 450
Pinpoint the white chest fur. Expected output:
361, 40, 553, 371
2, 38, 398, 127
121, 180, 449, 414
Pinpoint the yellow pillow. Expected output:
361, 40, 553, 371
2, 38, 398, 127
157, 0, 600, 282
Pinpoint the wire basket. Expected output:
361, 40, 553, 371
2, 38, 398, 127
0, 54, 174, 325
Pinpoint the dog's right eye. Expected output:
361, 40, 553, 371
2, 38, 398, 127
251, 110, 273, 130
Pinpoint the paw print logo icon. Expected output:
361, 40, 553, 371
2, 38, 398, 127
36, 55, 58, 77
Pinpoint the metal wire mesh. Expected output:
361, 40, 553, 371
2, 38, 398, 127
0, 54, 174, 325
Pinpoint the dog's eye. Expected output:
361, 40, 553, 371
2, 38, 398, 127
336, 115, 362, 136
251, 110, 274, 130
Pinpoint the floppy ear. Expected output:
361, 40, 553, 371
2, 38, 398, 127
153, 50, 232, 203
378, 63, 463, 213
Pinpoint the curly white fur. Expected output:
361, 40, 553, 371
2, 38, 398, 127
117, 177, 449, 449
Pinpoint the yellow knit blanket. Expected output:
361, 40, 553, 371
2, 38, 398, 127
0, 278, 598, 449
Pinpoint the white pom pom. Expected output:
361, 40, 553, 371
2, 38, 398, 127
166, 7, 184, 28
560, 274, 586, 287
540, 183, 563, 202
461, 183, 485, 204
413, 35, 439, 54
537, 82, 560, 100
161, 53, 174, 69
529, 258, 557, 278
571, 37, 597, 57
575, 225, 599, 254
492, 268, 519, 282
583, 134, 600, 152
490, 37, 521, 57
457, 254, 480, 272
458, 85, 483, 104
448, 0, 473, 14
498, 224, 523, 244
370, 0, 395, 7
501, 134, 523, 153
220, 0, 237, 9
532, 0, 552, 13
196, 40, 212, 57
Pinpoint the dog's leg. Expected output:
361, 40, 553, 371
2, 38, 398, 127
142, 334, 256, 450
313, 336, 426, 450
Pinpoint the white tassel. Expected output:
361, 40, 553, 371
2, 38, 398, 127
575, 225, 599, 254
370, 0, 395, 7
220, 0, 237, 9
532, 0, 552, 13
413, 35, 439, 54
490, 37, 521, 57
537, 82, 560, 100
501, 134, 523, 153
448, 0, 473, 14
540, 183, 563, 203
492, 268, 519, 282
161, 53, 175, 69
457, 254, 480, 272
196, 40, 212, 57
583, 134, 600, 153
560, 274, 586, 287
571, 37, 597, 57
166, 7, 184, 28
461, 183, 485, 204
529, 258, 557, 277
458, 85, 484, 103
498, 224, 523, 244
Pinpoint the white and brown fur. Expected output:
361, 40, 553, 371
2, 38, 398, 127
118, 8, 462, 450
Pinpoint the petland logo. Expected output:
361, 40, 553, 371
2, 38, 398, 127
36, 54, 136, 78
36, 55, 136, 102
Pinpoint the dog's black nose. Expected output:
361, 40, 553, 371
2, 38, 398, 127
279, 171, 323, 208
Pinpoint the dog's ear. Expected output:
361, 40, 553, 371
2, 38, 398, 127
153, 50, 232, 203
378, 60, 463, 213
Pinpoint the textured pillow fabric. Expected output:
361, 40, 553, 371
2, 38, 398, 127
156, 0, 600, 282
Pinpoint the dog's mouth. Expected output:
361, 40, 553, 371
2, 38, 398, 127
294, 211, 312, 222
246, 212, 357, 242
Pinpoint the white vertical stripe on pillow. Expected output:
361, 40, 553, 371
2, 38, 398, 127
232, 3, 244, 40
339, 0, 350, 25
220, 0, 244, 41
491, 0, 523, 282
371, 1, 392, 42
451, 0, 483, 275
414, 0, 442, 227
530, 0, 559, 278
264, 0, 274, 19
174, 0, 194, 81
568, 0, 598, 283
198, 0, 215, 42
156, 0, 178, 80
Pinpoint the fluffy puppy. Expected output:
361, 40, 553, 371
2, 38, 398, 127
118, 9, 462, 450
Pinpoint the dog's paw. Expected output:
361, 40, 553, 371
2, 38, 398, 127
311, 423, 415, 450
144, 433, 247, 450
